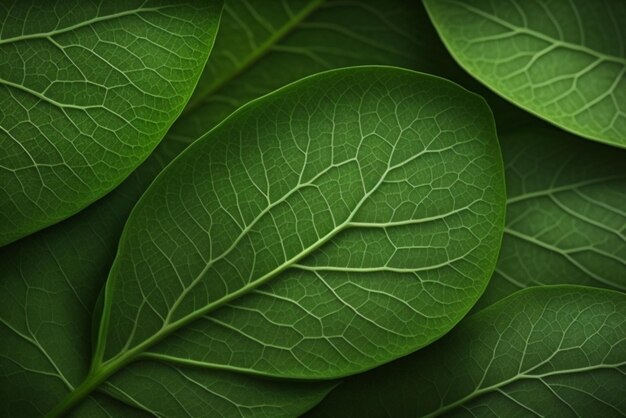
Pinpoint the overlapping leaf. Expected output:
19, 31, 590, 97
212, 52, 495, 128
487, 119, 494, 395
476, 128, 626, 309
0, 171, 153, 417
45, 67, 503, 416
0, 0, 222, 245
425, 0, 626, 147
1, 0, 622, 416
307, 286, 626, 417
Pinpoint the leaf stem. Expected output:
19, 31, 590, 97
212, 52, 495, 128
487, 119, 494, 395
45, 358, 124, 418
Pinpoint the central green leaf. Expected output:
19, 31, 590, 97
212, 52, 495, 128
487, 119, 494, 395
48, 66, 505, 415
97, 65, 504, 373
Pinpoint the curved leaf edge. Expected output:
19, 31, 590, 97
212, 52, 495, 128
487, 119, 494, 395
0, 1, 225, 248
306, 284, 626, 417
423, 0, 626, 149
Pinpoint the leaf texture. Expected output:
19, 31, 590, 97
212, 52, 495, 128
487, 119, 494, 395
306, 286, 626, 417
0, 142, 331, 418
424, 0, 626, 147
476, 128, 626, 310
41, 67, 504, 415
166, 0, 449, 144
0, 0, 222, 245
96, 66, 503, 375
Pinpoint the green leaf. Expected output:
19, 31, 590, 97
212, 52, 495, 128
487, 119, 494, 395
0, 0, 222, 246
167, 0, 450, 143
477, 128, 626, 310
424, 0, 626, 148
52, 66, 504, 415
306, 286, 626, 417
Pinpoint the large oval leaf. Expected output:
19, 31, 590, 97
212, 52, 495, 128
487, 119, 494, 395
0, 0, 222, 245
424, 0, 626, 148
49, 66, 504, 415
307, 286, 626, 417
477, 127, 626, 310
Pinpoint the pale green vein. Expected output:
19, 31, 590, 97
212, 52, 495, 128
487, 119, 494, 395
506, 176, 625, 204
0, 7, 169, 45
447, 0, 626, 65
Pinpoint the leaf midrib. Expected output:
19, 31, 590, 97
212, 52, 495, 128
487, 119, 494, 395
181, 0, 326, 115
107, 141, 447, 366
49, 124, 470, 416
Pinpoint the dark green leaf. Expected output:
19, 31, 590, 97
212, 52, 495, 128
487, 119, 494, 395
96, 65, 504, 376
477, 128, 626, 310
168, 0, 450, 143
307, 286, 626, 417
